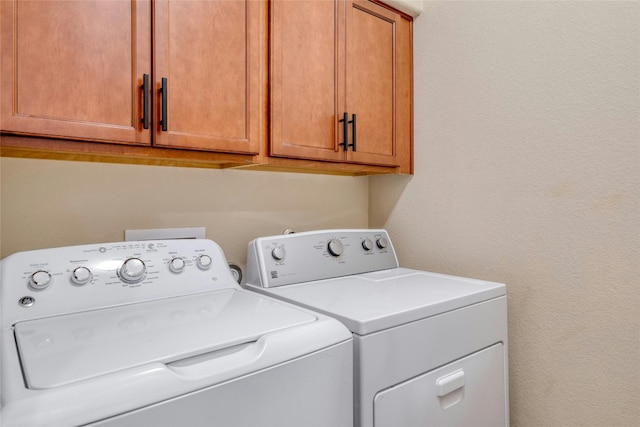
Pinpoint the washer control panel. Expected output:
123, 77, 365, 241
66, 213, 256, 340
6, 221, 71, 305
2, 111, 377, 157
246, 229, 399, 288
1, 239, 238, 324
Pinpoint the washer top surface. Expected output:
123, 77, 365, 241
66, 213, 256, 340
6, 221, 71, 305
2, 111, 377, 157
15, 288, 316, 389
253, 268, 505, 335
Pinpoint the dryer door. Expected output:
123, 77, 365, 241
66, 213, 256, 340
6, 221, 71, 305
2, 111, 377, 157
374, 343, 507, 427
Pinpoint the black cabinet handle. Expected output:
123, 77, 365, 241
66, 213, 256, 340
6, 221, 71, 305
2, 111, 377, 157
349, 114, 356, 151
141, 74, 149, 129
160, 77, 168, 132
339, 112, 348, 151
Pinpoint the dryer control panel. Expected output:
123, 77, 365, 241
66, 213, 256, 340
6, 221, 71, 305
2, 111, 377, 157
1, 239, 238, 324
246, 229, 399, 288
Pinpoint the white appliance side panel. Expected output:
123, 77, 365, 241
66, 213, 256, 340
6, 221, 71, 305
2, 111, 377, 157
374, 343, 506, 427
89, 340, 353, 427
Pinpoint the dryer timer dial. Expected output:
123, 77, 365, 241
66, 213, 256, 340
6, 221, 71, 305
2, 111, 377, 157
327, 239, 344, 257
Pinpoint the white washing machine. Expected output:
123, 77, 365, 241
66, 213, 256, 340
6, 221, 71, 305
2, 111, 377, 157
246, 229, 509, 427
0, 239, 353, 427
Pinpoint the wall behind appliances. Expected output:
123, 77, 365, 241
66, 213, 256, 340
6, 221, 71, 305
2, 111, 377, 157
0, 158, 368, 267
370, 1, 639, 426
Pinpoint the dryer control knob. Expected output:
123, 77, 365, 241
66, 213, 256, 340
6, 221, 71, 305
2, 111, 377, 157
119, 258, 147, 283
169, 257, 186, 273
271, 246, 286, 261
29, 270, 52, 290
327, 239, 344, 257
196, 255, 212, 270
376, 237, 389, 249
70, 266, 92, 286
362, 238, 374, 251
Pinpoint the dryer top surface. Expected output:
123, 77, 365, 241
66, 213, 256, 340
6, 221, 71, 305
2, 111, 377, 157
255, 268, 505, 335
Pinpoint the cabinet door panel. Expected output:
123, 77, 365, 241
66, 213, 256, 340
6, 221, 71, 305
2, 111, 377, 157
154, 0, 260, 154
270, 0, 344, 161
346, 0, 399, 166
0, 0, 151, 144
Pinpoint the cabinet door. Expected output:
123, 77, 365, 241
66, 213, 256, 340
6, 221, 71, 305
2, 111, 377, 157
270, 0, 345, 162
345, 0, 412, 171
154, 0, 261, 154
0, 0, 151, 145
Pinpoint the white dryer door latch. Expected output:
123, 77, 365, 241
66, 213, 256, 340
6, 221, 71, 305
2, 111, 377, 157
436, 369, 465, 396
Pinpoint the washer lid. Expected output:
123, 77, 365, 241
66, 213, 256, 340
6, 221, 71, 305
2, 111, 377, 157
14, 289, 316, 389
261, 268, 506, 335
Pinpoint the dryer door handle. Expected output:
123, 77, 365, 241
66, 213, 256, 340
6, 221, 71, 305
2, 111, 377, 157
436, 369, 465, 396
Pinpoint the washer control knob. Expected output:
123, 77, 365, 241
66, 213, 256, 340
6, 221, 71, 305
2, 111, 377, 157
168, 257, 186, 273
327, 239, 344, 257
196, 255, 212, 270
71, 266, 92, 286
271, 246, 286, 261
119, 258, 146, 283
376, 237, 389, 249
362, 238, 374, 251
29, 270, 52, 290
169, 257, 186, 273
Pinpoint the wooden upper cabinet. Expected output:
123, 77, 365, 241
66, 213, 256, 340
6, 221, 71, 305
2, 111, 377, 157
270, 0, 413, 173
270, 0, 345, 162
1, 0, 261, 154
346, 0, 412, 170
0, 0, 151, 145
1, 0, 410, 174
153, 0, 261, 154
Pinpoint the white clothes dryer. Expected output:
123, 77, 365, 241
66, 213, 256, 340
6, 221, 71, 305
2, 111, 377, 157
1, 239, 353, 427
246, 229, 509, 427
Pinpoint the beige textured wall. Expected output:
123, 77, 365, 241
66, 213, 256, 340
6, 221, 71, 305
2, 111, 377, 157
0, 158, 368, 270
371, 1, 639, 426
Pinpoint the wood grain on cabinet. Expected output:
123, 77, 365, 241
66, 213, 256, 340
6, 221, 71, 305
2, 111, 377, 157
153, 0, 261, 154
346, 0, 412, 172
1, 0, 263, 155
0, 0, 151, 144
270, 0, 345, 162
1, 0, 411, 176
269, 0, 413, 173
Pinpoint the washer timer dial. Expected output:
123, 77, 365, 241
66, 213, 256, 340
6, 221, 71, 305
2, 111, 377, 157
119, 258, 147, 283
